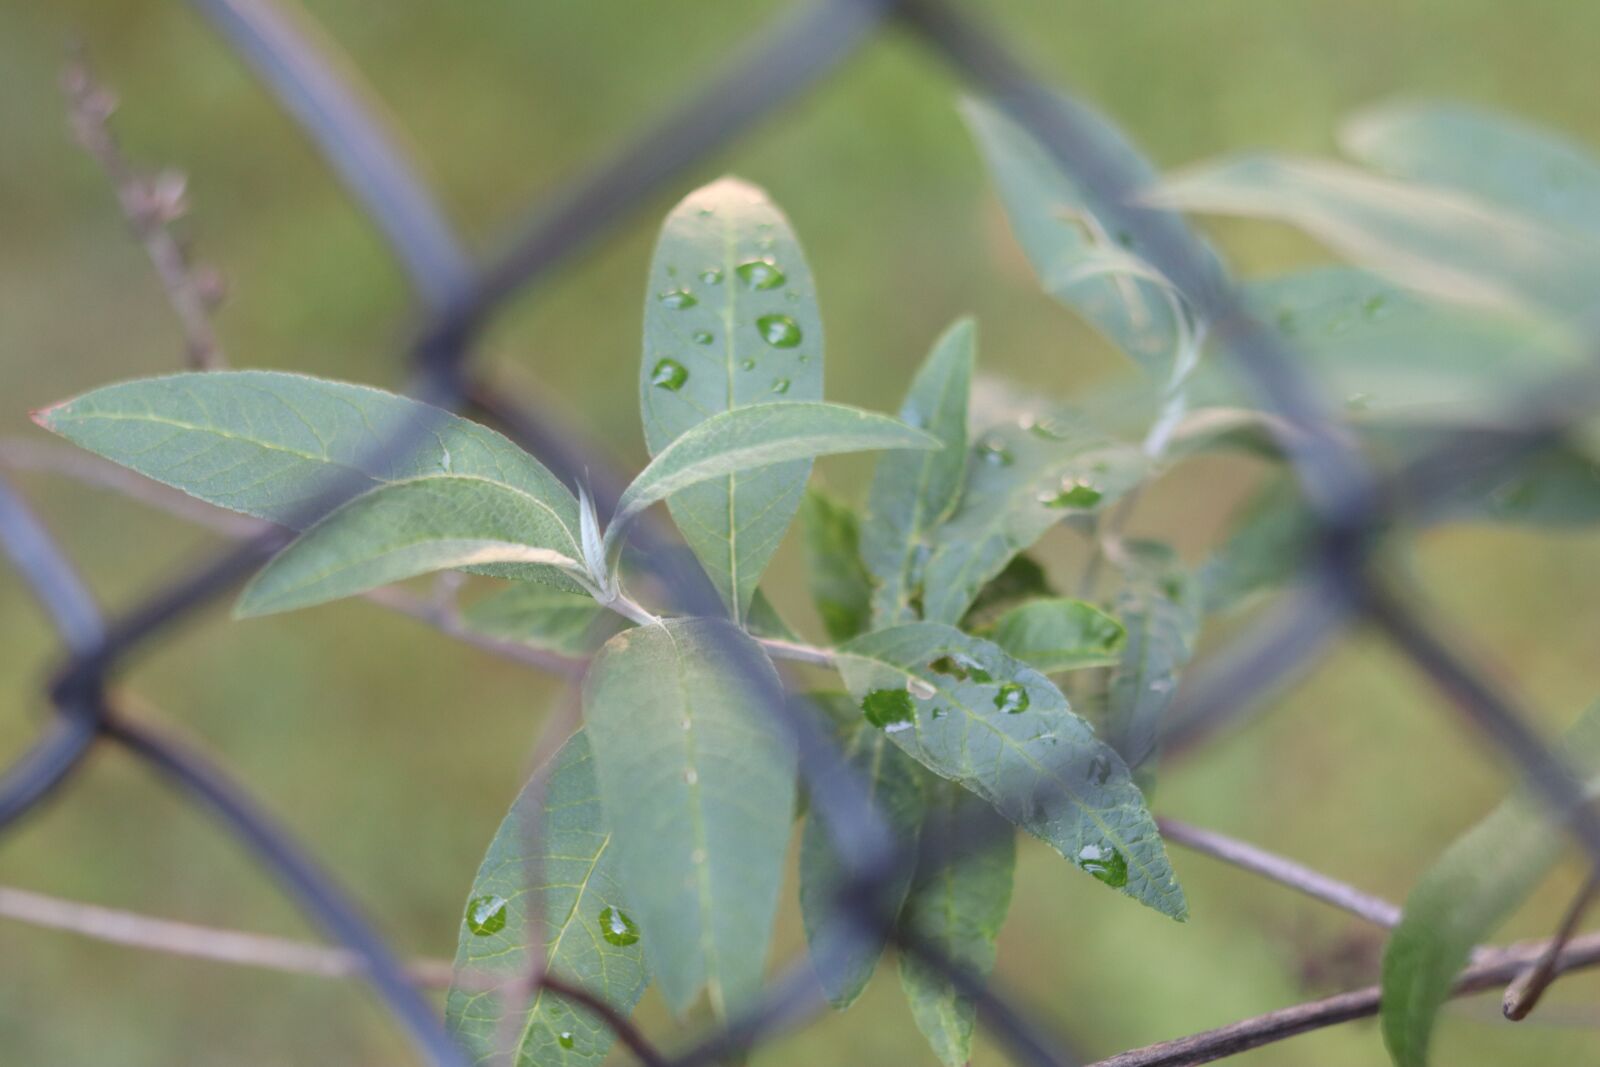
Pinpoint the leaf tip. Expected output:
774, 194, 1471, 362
29, 402, 65, 431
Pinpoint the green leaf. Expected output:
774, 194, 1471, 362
1148, 156, 1600, 314
861, 318, 975, 627
987, 597, 1126, 672
639, 177, 825, 626
1105, 543, 1200, 778
897, 779, 1015, 1067
609, 402, 937, 550
582, 618, 796, 1018
746, 588, 803, 643
236, 476, 588, 617
1196, 268, 1582, 423
1198, 476, 1311, 615
921, 413, 1147, 625
1366, 423, 1600, 528
447, 729, 648, 1067
835, 623, 1185, 918
800, 489, 873, 643
798, 693, 924, 1008
32, 370, 580, 532
1343, 101, 1600, 238
1380, 702, 1600, 1067
960, 554, 1055, 630
961, 97, 1187, 375
462, 583, 623, 657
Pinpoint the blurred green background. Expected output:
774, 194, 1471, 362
5, 1, 1600, 1063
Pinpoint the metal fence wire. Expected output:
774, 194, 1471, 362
5, 1, 1600, 1065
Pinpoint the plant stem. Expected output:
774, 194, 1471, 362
1502, 867, 1600, 1020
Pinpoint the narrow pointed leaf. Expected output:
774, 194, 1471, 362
960, 554, 1055, 630
462, 584, 623, 657
447, 730, 648, 1067
862, 318, 975, 627
987, 597, 1126, 672
1105, 543, 1201, 778
639, 178, 824, 625
237, 476, 587, 617
610, 402, 937, 547
1198, 477, 1310, 615
800, 489, 873, 643
746, 588, 803, 643
898, 779, 1016, 1067
921, 414, 1147, 625
1197, 268, 1582, 423
961, 97, 1187, 375
799, 692, 924, 1008
1381, 702, 1600, 1067
32, 371, 580, 532
835, 623, 1185, 918
800, 694, 928, 1011
1148, 156, 1599, 313
583, 618, 796, 1018
1343, 101, 1600, 238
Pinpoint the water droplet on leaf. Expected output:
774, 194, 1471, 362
700, 268, 723, 285
599, 906, 640, 946
736, 258, 786, 290
862, 688, 915, 730
994, 683, 1029, 714
975, 436, 1013, 466
1038, 479, 1103, 509
756, 313, 802, 348
651, 358, 689, 391
691, 329, 714, 345
771, 378, 790, 395
658, 288, 697, 310
1076, 844, 1128, 887
466, 895, 507, 936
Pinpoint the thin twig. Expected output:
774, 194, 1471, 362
1156, 817, 1403, 931
0, 881, 664, 1064
62, 49, 226, 370
1503, 868, 1600, 1020
1088, 931, 1600, 1067
0, 884, 455, 987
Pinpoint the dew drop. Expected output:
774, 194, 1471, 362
974, 436, 1013, 467
736, 258, 787, 290
697, 207, 715, 218
797, 353, 811, 364
465, 894, 507, 936
740, 358, 757, 371
558, 1032, 576, 1050
1076, 844, 1128, 887
994, 683, 1030, 714
1038, 479, 1103, 509
771, 377, 790, 395
1345, 391, 1373, 412
651, 358, 689, 391
684, 769, 699, 785
862, 688, 915, 730
756, 313, 802, 348
700, 268, 724, 285
691, 329, 715, 345
1023, 415, 1071, 441
599, 906, 640, 946
1362, 292, 1389, 318
658, 288, 697, 310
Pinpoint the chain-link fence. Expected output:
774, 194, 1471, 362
6, 2, 1600, 1065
